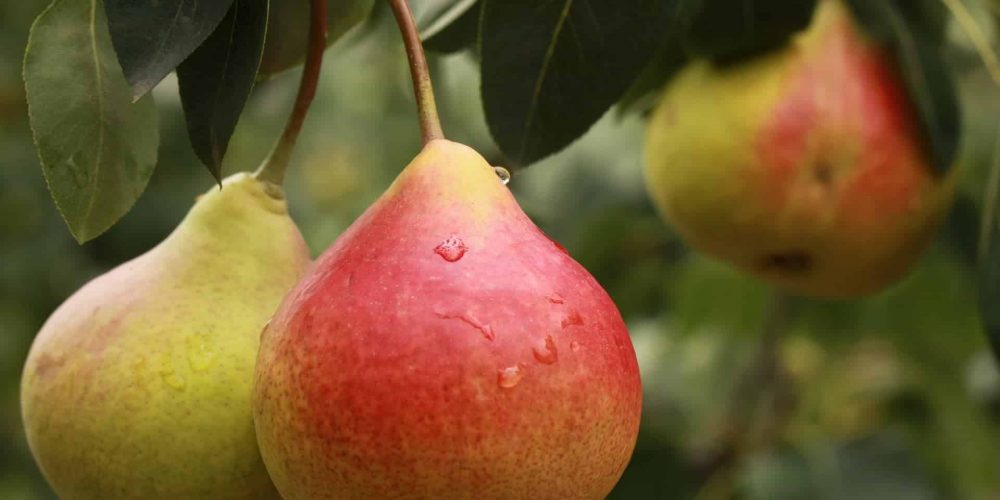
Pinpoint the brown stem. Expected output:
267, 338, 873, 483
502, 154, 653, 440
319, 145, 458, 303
254, 0, 328, 185
387, 0, 445, 145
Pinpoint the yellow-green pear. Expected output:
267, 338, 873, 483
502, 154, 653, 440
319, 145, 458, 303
21, 173, 311, 498
644, 0, 955, 298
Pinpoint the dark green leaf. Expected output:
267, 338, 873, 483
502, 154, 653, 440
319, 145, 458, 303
617, 33, 688, 117
616, 0, 692, 115
481, 0, 672, 166
105, 0, 235, 99
416, 0, 480, 54
896, 0, 948, 44
258, 0, 374, 78
843, 0, 960, 174
682, 0, 817, 62
177, 0, 268, 180
24, 0, 159, 243
843, 0, 948, 44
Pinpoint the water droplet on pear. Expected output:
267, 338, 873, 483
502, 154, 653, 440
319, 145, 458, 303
561, 311, 584, 329
493, 166, 511, 185
159, 367, 187, 390
186, 335, 215, 372
435, 311, 494, 341
546, 236, 569, 255
532, 335, 559, 365
497, 365, 524, 388
434, 236, 468, 262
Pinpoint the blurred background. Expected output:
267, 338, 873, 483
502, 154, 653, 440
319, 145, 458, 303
3, 1, 1000, 498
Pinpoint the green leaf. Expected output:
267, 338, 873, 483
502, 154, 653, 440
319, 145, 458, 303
177, 0, 268, 180
616, 33, 688, 117
105, 0, 235, 99
257, 0, 374, 79
415, 0, 480, 54
24, 0, 159, 243
844, 0, 948, 44
480, 0, 672, 166
681, 0, 817, 62
842, 0, 961, 174
897, 0, 948, 44
616, 0, 700, 116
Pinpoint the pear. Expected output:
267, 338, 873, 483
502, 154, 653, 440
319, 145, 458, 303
21, 173, 310, 498
644, 0, 955, 298
253, 140, 642, 499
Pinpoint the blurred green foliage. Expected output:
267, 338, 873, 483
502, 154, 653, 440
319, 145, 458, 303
2, 2, 1000, 498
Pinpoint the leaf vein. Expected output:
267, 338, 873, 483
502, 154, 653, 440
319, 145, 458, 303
210, 2, 241, 167
84, 0, 107, 235
519, 0, 574, 161
146, 0, 190, 89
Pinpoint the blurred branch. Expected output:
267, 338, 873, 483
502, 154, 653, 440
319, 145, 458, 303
693, 291, 798, 500
978, 125, 1000, 260
939, 0, 1000, 86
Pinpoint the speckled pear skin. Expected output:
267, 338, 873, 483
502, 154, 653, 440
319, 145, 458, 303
253, 140, 642, 499
21, 173, 310, 499
644, 0, 956, 298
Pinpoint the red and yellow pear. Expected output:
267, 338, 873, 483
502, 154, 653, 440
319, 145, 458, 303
254, 139, 641, 498
251, 3, 642, 498
644, 0, 956, 298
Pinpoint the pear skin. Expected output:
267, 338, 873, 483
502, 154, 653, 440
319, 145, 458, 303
21, 173, 310, 499
253, 140, 642, 499
644, 0, 956, 298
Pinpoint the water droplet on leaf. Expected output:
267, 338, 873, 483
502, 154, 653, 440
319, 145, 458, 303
67, 155, 90, 188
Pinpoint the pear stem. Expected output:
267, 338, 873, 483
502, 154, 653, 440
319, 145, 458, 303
387, 0, 445, 145
254, 0, 328, 185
